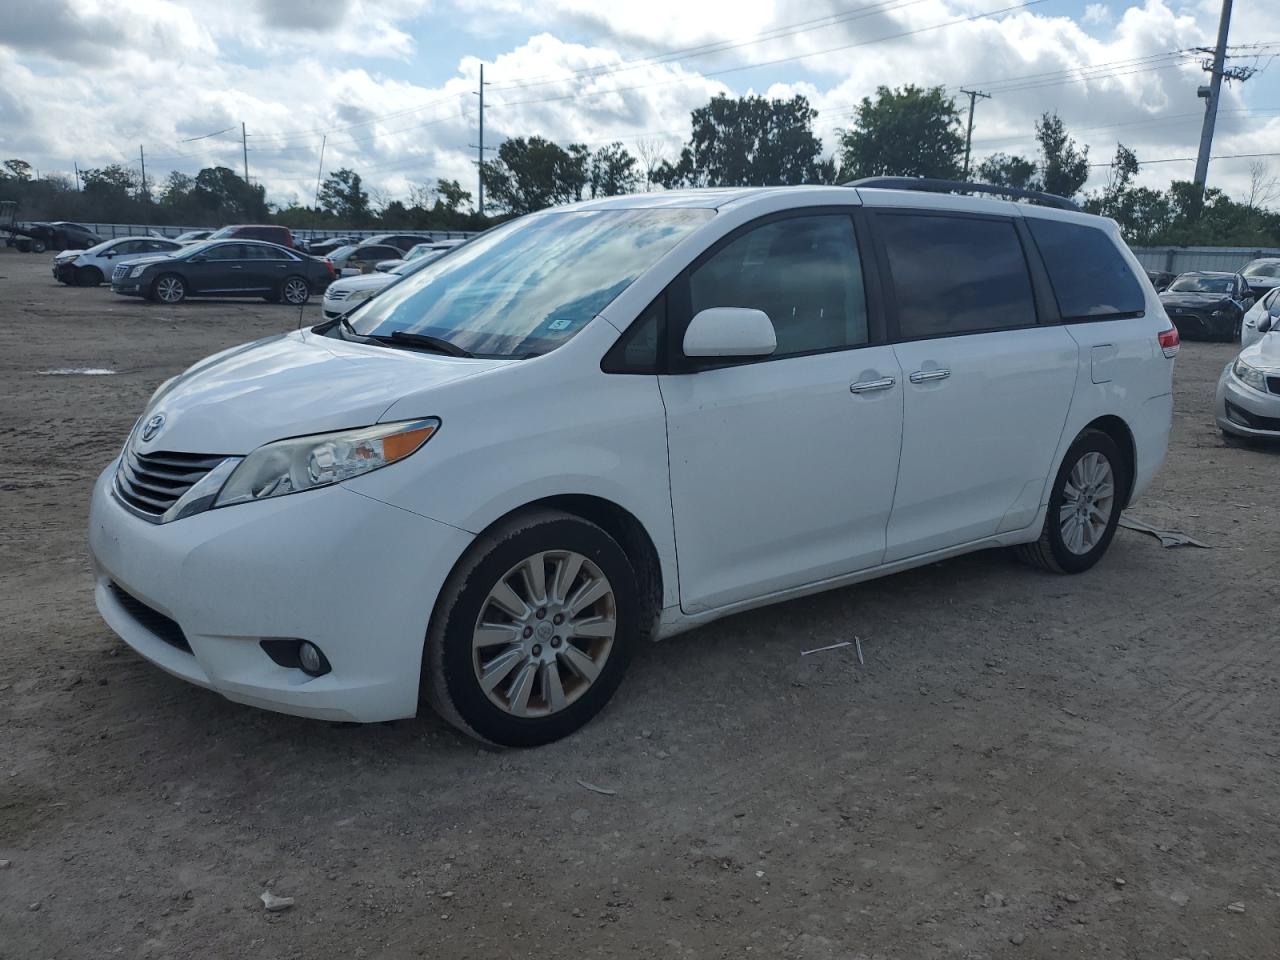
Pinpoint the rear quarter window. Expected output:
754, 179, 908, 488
1026, 218, 1145, 320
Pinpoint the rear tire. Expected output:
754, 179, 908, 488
281, 276, 310, 305
423, 509, 640, 747
1016, 429, 1129, 574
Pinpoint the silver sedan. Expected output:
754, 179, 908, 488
1217, 314, 1280, 442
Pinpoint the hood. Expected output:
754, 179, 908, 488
124, 253, 179, 269
1244, 275, 1280, 289
134, 329, 508, 456
1160, 291, 1233, 308
1241, 331, 1280, 371
326, 272, 397, 296
54, 249, 84, 262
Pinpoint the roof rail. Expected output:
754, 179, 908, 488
843, 176, 1081, 212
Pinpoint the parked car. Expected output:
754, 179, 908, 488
326, 243, 404, 277
375, 239, 465, 272
322, 253, 442, 319
1239, 257, 1280, 298
51, 236, 182, 286
1216, 310, 1280, 443
17, 221, 102, 252
1241, 286, 1280, 349
1145, 268, 1176, 292
205, 224, 296, 249
109, 239, 334, 304
304, 236, 361, 258
1159, 271, 1254, 341
174, 230, 212, 243
88, 184, 1176, 746
359, 232, 433, 254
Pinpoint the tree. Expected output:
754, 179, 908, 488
1245, 161, 1280, 211
193, 166, 268, 220
1035, 112, 1089, 199
975, 152, 1037, 190
158, 171, 194, 208
657, 94, 826, 188
317, 168, 370, 222
81, 164, 137, 200
838, 85, 964, 181
480, 136, 587, 214
633, 137, 667, 191
2, 159, 33, 181
435, 177, 471, 213
589, 142, 640, 197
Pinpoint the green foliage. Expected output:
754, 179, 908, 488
317, 168, 370, 223
838, 85, 963, 181
589, 142, 639, 197
480, 136, 594, 214
975, 152, 1038, 191
1035, 113, 1089, 199
657, 94, 825, 187
2, 159, 33, 181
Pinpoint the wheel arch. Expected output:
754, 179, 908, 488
1079, 414, 1137, 507
468, 494, 665, 638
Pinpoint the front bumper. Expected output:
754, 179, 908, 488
111, 280, 146, 296
1167, 308, 1235, 341
88, 462, 474, 722
1216, 364, 1280, 437
52, 260, 77, 282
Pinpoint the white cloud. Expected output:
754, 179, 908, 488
1084, 4, 1113, 25
3, 0, 1278, 209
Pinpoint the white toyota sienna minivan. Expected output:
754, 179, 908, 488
89, 181, 1178, 746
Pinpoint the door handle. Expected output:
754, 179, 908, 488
909, 368, 951, 384
849, 376, 896, 394
229, 264, 244, 270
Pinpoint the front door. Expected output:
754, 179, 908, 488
195, 242, 256, 293
659, 211, 904, 613
873, 210, 1078, 562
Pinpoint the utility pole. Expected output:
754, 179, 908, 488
242, 121, 250, 184
1194, 0, 1253, 193
960, 89, 991, 180
468, 64, 494, 217
314, 135, 327, 210
73, 162, 80, 191
139, 145, 147, 202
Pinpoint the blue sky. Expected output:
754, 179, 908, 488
3, 0, 1280, 207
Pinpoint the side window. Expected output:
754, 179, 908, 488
1026, 218, 1145, 320
879, 213, 1037, 339
689, 215, 868, 357
115, 240, 144, 254
602, 294, 665, 374
205, 243, 246, 261
1267, 288, 1280, 314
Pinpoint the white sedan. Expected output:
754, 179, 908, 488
53, 236, 182, 286
1241, 286, 1280, 349
1217, 310, 1280, 442
322, 253, 442, 319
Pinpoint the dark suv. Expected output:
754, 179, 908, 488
110, 239, 334, 304
359, 233, 433, 253
206, 224, 296, 248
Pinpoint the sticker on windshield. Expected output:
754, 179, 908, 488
547, 317, 575, 331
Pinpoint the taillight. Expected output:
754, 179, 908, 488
1158, 326, 1180, 358
324, 258, 336, 277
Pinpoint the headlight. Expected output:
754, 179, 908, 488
129, 265, 148, 278
347, 288, 376, 304
1233, 358, 1267, 392
213, 418, 439, 508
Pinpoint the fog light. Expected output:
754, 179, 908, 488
298, 642, 325, 676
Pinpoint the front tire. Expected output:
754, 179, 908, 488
1016, 429, 1129, 574
29, 238, 47, 254
151, 273, 186, 304
76, 265, 103, 286
423, 509, 640, 747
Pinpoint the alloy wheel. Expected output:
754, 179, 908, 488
471, 550, 616, 718
283, 278, 309, 304
156, 276, 184, 303
1058, 451, 1116, 555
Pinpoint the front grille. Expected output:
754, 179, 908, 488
107, 582, 191, 653
112, 263, 129, 283
1225, 401, 1280, 432
1267, 375, 1280, 396
325, 289, 350, 301
116, 449, 227, 520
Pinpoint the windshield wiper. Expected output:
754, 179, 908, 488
370, 330, 475, 358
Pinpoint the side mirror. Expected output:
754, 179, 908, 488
683, 307, 777, 359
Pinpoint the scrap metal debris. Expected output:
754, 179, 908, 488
1119, 516, 1210, 549
801, 636, 865, 664
259, 891, 295, 912
576, 779, 616, 796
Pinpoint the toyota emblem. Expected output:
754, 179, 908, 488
141, 413, 166, 442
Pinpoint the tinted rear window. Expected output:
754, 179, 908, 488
879, 213, 1037, 339
1027, 218, 1145, 319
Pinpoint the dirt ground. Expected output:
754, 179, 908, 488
1, 246, 1277, 960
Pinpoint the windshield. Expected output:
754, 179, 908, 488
403, 244, 431, 260
328, 245, 357, 260
1168, 276, 1234, 294
1242, 261, 1280, 278
348, 208, 712, 357
206, 226, 238, 240
389, 254, 442, 277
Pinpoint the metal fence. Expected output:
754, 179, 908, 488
13, 221, 478, 242
1129, 245, 1280, 275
